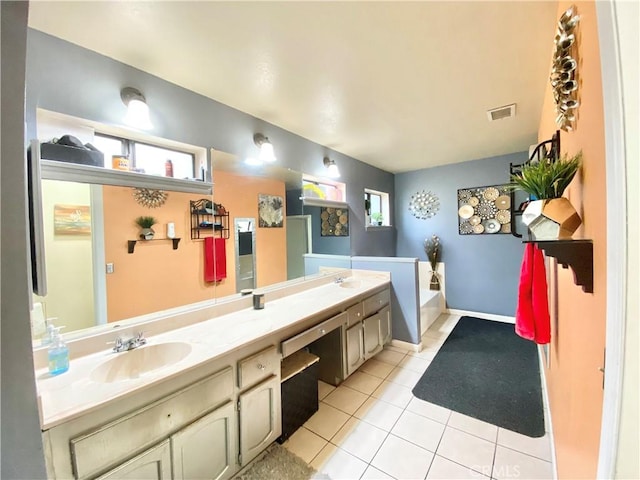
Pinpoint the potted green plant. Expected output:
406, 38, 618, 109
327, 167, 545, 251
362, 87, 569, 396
371, 212, 383, 226
510, 151, 582, 240
135, 216, 157, 240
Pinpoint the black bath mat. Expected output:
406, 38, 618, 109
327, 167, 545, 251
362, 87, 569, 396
412, 316, 545, 437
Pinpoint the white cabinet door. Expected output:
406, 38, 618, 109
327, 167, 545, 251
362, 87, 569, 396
238, 375, 281, 466
171, 401, 237, 480
345, 322, 365, 377
95, 440, 171, 480
363, 313, 383, 360
379, 305, 392, 345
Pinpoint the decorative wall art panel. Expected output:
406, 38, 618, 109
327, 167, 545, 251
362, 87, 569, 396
457, 185, 511, 235
320, 207, 349, 236
408, 190, 440, 219
54, 204, 91, 235
258, 194, 284, 228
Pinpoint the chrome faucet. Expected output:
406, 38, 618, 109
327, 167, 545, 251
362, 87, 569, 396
112, 332, 147, 353
334, 276, 346, 284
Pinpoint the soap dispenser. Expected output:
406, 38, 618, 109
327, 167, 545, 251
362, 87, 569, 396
41, 317, 58, 346
48, 326, 69, 376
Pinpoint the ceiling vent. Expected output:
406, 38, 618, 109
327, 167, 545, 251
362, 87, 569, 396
487, 104, 516, 121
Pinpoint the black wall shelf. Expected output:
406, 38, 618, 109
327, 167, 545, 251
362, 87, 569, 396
525, 239, 593, 293
128, 238, 181, 254
190, 199, 230, 240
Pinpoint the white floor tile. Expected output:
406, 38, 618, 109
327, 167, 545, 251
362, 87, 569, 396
493, 445, 553, 480
427, 455, 490, 479
304, 403, 350, 441
311, 443, 369, 480
318, 380, 335, 401
406, 397, 451, 424
372, 434, 433, 480
323, 385, 369, 415
360, 465, 395, 480
330, 417, 388, 463
436, 427, 495, 475
282, 427, 327, 464
386, 365, 422, 389
374, 349, 407, 366
371, 381, 414, 409
409, 349, 438, 361
341, 371, 384, 395
391, 410, 446, 452
448, 412, 498, 442
354, 397, 404, 432
359, 358, 396, 379
497, 429, 552, 461
384, 343, 412, 354
398, 354, 432, 374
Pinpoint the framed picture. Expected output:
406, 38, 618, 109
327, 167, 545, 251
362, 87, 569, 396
320, 207, 349, 236
54, 204, 91, 235
457, 185, 512, 235
258, 194, 284, 228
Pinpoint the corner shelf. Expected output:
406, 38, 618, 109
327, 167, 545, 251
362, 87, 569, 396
524, 239, 593, 293
128, 238, 181, 254
190, 199, 230, 240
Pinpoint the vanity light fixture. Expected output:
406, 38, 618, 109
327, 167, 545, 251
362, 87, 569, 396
121, 87, 153, 130
253, 133, 276, 163
323, 157, 340, 178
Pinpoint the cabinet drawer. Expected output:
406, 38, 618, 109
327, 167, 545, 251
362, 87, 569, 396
363, 289, 390, 317
238, 346, 279, 389
70, 367, 233, 480
281, 312, 347, 358
346, 303, 364, 327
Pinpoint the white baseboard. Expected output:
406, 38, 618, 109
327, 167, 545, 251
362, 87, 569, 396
389, 338, 422, 353
446, 308, 515, 324
537, 345, 558, 480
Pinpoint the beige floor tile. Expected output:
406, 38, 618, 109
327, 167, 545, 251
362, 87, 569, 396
427, 455, 490, 479
341, 371, 384, 395
406, 397, 452, 424
354, 397, 404, 432
391, 410, 446, 452
374, 348, 407, 366
448, 412, 499, 442
330, 417, 388, 463
497, 429, 553, 462
384, 343, 412, 354
318, 380, 335, 401
409, 349, 438, 361
282, 427, 328, 464
398, 354, 432, 373
371, 434, 434, 480
304, 403, 350, 441
493, 446, 553, 480
436, 427, 496, 475
371, 380, 413, 409
360, 465, 395, 479
359, 358, 395, 379
323, 385, 369, 415
311, 443, 368, 480
386, 365, 423, 389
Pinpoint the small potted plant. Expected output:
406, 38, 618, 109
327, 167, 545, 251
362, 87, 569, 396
510, 151, 582, 240
371, 212, 383, 226
424, 235, 441, 290
135, 216, 157, 240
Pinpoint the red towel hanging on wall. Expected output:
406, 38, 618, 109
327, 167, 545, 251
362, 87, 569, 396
204, 237, 227, 282
515, 243, 551, 344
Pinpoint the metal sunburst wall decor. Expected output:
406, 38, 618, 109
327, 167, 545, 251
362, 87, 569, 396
133, 188, 168, 208
409, 190, 440, 220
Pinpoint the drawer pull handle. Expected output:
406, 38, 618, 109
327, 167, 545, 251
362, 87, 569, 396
257, 363, 266, 371
357, 313, 361, 317
319, 329, 326, 335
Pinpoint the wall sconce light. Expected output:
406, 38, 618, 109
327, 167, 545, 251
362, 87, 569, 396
253, 133, 276, 163
323, 157, 341, 178
121, 87, 153, 130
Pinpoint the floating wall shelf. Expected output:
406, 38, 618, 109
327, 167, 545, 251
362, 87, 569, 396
525, 239, 593, 293
128, 238, 181, 254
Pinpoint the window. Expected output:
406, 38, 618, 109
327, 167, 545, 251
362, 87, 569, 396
302, 176, 346, 202
94, 133, 196, 179
365, 188, 390, 227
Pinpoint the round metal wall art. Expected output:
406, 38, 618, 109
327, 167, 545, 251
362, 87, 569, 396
409, 190, 440, 220
551, 5, 581, 131
133, 188, 168, 208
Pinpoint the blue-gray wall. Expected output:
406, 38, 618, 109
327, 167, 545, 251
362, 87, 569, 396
395, 152, 527, 317
25, 29, 396, 257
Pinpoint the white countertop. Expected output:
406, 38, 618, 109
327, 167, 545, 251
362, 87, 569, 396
36, 272, 390, 429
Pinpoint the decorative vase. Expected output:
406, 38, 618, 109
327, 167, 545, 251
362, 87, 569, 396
429, 272, 440, 290
140, 228, 155, 240
522, 197, 581, 240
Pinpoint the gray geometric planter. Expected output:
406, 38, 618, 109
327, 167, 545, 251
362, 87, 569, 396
522, 198, 582, 240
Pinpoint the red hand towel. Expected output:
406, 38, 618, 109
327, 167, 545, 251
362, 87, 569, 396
204, 237, 227, 282
515, 243, 551, 344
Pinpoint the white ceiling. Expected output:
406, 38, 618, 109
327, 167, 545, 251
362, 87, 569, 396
28, 1, 558, 173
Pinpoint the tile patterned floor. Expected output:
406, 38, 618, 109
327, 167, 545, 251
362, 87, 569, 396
283, 314, 555, 480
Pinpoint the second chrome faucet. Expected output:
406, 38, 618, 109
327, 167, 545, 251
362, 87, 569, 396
112, 332, 147, 353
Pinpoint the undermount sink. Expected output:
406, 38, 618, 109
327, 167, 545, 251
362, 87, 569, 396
339, 280, 362, 289
91, 342, 192, 383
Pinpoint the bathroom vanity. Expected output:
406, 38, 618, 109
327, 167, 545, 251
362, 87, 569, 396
36, 271, 391, 479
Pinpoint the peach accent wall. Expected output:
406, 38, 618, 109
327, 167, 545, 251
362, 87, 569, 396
213, 170, 287, 298
538, 2, 607, 478
103, 186, 215, 322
